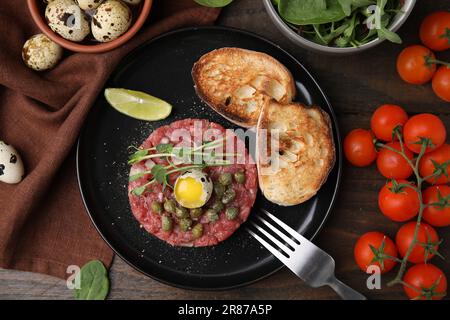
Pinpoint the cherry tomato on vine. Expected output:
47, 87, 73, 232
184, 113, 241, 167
403, 264, 447, 300
378, 180, 420, 222
423, 185, 450, 227
370, 104, 408, 142
354, 232, 398, 274
403, 114, 446, 154
344, 129, 377, 167
420, 11, 450, 52
396, 221, 441, 264
396, 45, 437, 85
419, 144, 450, 185
432, 66, 450, 102
377, 142, 414, 179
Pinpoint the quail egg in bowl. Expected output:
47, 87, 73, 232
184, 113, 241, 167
174, 170, 213, 209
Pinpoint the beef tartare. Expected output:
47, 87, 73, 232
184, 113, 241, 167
128, 119, 258, 247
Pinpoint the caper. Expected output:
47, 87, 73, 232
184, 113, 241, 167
225, 207, 239, 220
206, 209, 219, 223
192, 223, 204, 239
161, 215, 173, 231
234, 170, 246, 184
222, 188, 236, 204
164, 199, 177, 214
151, 201, 163, 214
211, 200, 224, 213
218, 172, 232, 186
214, 183, 226, 197
179, 218, 192, 232
175, 206, 189, 219
190, 208, 203, 219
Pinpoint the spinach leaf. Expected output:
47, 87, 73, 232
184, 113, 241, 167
194, 0, 233, 7
279, 0, 346, 25
74, 260, 109, 300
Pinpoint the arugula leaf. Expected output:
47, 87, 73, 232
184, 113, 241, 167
74, 260, 109, 300
338, 0, 353, 16
194, 0, 233, 7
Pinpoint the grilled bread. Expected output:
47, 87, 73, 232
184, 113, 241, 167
192, 48, 296, 128
256, 101, 335, 206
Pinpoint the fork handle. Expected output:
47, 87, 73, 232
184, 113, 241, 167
328, 277, 367, 300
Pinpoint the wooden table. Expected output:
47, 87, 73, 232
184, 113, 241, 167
1, 0, 449, 300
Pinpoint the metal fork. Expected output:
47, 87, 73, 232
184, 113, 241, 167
247, 209, 366, 300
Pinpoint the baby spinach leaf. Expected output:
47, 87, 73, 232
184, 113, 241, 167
74, 260, 109, 300
279, 0, 346, 25
194, 0, 233, 7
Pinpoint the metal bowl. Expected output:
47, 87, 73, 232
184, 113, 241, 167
263, 0, 416, 54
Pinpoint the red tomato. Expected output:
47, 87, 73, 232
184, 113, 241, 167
376, 142, 414, 179
370, 104, 408, 142
423, 185, 450, 227
396, 45, 436, 85
378, 180, 420, 222
403, 114, 446, 154
396, 221, 440, 264
432, 66, 450, 102
354, 232, 398, 274
344, 129, 377, 167
420, 11, 450, 52
419, 144, 450, 185
403, 264, 447, 300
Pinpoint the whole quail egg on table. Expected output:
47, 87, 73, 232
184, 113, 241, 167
22, 33, 63, 71
0, 142, 25, 184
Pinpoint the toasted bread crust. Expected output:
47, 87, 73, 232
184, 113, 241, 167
256, 101, 335, 206
192, 48, 295, 128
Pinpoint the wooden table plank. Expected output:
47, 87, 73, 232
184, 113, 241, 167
1, 0, 449, 300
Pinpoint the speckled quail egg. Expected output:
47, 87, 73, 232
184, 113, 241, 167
75, 0, 104, 10
91, 0, 132, 43
122, 0, 141, 5
0, 141, 25, 184
22, 34, 63, 71
45, 0, 91, 42
174, 170, 213, 209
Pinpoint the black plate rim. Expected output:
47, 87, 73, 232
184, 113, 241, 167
76, 25, 343, 291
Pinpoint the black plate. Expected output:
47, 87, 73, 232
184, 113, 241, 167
77, 27, 342, 290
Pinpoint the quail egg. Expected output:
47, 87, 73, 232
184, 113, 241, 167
174, 170, 213, 209
74, 0, 104, 10
0, 141, 25, 184
22, 34, 63, 71
45, 0, 91, 42
91, 0, 132, 43
122, 0, 141, 5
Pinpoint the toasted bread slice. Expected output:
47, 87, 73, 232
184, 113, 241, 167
192, 48, 296, 128
256, 101, 335, 206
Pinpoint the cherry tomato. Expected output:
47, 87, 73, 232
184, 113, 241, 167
376, 142, 414, 179
396, 45, 436, 85
403, 114, 446, 154
344, 129, 377, 167
419, 144, 450, 185
403, 264, 447, 300
432, 66, 450, 102
420, 11, 450, 52
423, 185, 450, 227
396, 221, 440, 264
370, 104, 408, 142
354, 232, 398, 274
378, 180, 420, 222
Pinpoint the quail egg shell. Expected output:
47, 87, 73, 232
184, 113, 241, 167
91, 0, 132, 43
174, 170, 213, 209
45, 0, 91, 42
0, 141, 25, 184
75, 0, 103, 10
22, 34, 63, 71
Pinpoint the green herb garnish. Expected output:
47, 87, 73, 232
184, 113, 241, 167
74, 260, 109, 300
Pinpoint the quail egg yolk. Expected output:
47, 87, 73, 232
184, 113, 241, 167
174, 171, 212, 209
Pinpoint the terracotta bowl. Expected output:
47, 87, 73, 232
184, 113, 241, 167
27, 0, 153, 53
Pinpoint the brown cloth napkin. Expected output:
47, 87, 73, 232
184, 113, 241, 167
0, 0, 220, 279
